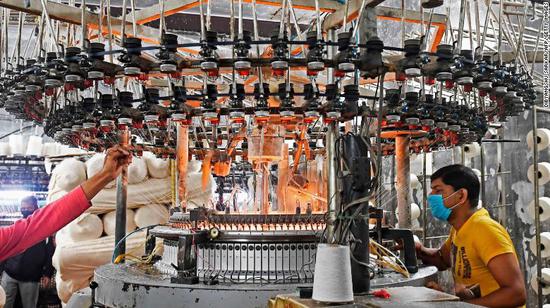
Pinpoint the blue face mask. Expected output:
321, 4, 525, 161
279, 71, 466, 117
428, 190, 462, 221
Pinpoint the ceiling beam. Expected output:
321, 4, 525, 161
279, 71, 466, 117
322, 0, 386, 31
0, 0, 160, 43
134, 0, 342, 27
134, 0, 200, 25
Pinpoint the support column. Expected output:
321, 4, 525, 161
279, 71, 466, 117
395, 135, 411, 229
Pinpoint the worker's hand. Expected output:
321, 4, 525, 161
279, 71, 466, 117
425, 281, 444, 292
455, 283, 478, 301
101, 145, 132, 182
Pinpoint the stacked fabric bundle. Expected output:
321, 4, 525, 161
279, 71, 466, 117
48, 152, 215, 303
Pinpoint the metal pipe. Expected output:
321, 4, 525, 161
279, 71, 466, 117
251, 0, 264, 95
498, 0, 503, 65
396, 135, 411, 229
351, 0, 367, 41
40, 0, 60, 53
278, 0, 287, 39
130, 0, 137, 37
422, 151, 428, 245
326, 121, 338, 243
81, 0, 87, 49
159, 0, 165, 35
114, 128, 129, 262
315, 0, 321, 40
456, 0, 467, 52
121, 0, 127, 39
15, 12, 24, 66
532, 107, 543, 308
106, 0, 113, 63
199, 0, 205, 41
479, 142, 486, 206
4, 9, 10, 74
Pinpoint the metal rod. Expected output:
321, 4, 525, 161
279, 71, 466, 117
532, 106, 543, 308
401, 0, 405, 46
4, 9, 10, 73
114, 128, 130, 262
278, 0, 287, 39
315, 0, 321, 40
81, 0, 87, 49
326, 121, 338, 244
206, 0, 212, 31
106, 0, 113, 63
396, 135, 411, 229
456, 0, 467, 52
130, 0, 137, 37
15, 12, 24, 66
159, 0, 165, 35
422, 151, 428, 245
480, 139, 521, 142
121, 0, 127, 39
479, 142, 486, 206
237, 0, 243, 39
199, 0, 205, 41
351, 0, 368, 41
252, 0, 264, 94
498, 0, 503, 64
40, 0, 60, 53
342, 0, 351, 34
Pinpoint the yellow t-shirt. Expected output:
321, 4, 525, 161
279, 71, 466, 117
443, 208, 519, 298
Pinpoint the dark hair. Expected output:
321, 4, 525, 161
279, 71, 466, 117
21, 195, 38, 207
431, 164, 480, 208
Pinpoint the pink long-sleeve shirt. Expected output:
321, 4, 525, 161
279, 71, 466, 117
0, 186, 90, 262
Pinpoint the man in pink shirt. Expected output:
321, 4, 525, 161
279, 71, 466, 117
0, 146, 131, 262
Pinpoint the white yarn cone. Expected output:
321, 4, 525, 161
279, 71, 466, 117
463, 143, 480, 158
312, 244, 354, 303
9, 135, 25, 155
26, 135, 43, 156
527, 197, 550, 222
529, 232, 550, 259
527, 128, 550, 151
0, 142, 10, 156
528, 162, 550, 186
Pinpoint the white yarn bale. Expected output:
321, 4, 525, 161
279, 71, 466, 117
86, 153, 115, 188
53, 158, 87, 191
9, 135, 25, 155
143, 152, 170, 179
0, 285, 5, 307
26, 135, 43, 156
42, 142, 58, 156
134, 204, 169, 228
127, 157, 148, 184
47, 189, 69, 203
66, 213, 103, 242
0, 142, 10, 156
102, 209, 136, 236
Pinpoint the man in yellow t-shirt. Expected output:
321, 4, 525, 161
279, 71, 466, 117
415, 164, 526, 308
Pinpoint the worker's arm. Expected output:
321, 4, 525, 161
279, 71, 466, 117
465, 253, 526, 308
0, 146, 130, 262
416, 240, 451, 271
